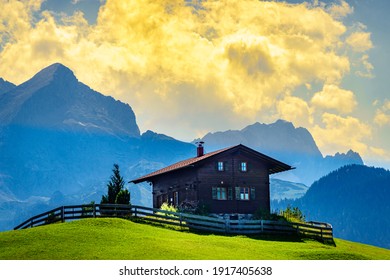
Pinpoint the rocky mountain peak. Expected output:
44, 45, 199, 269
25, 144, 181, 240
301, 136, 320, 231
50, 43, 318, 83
0, 63, 140, 137
0, 78, 16, 94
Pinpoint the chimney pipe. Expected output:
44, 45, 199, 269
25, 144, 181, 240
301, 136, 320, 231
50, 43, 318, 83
196, 141, 204, 157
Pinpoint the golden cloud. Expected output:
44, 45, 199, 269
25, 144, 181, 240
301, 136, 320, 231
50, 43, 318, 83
311, 84, 357, 114
346, 31, 373, 53
277, 95, 313, 128
327, 0, 353, 18
0, 0, 377, 153
312, 113, 372, 156
355, 54, 374, 78
374, 100, 390, 126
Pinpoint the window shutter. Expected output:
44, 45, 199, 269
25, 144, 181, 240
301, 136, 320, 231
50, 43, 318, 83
250, 187, 256, 200
235, 186, 240, 200
212, 187, 217, 199
228, 187, 233, 200
224, 161, 229, 171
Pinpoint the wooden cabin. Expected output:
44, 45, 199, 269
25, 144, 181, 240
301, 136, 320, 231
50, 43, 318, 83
131, 143, 293, 215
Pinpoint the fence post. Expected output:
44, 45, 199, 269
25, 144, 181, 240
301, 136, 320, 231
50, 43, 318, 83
134, 206, 137, 218
93, 203, 96, 218
61, 206, 65, 223
30, 219, 33, 228
260, 220, 264, 233
320, 228, 323, 240
225, 219, 230, 234
179, 213, 183, 228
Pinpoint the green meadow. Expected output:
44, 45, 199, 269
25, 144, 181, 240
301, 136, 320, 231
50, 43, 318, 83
1, 218, 389, 260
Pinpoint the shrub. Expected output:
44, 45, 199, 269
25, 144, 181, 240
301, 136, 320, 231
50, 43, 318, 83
177, 200, 210, 216
253, 207, 282, 221
280, 205, 305, 223
115, 189, 131, 205
82, 201, 95, 217
160, 202, 177, 214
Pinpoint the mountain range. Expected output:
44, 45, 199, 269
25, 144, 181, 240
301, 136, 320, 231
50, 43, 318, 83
195, 121, 363, 185
0, 63, 195, 230
0, 63, 381, 250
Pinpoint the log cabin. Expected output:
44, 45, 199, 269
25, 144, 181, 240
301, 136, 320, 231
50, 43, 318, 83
130, 143, 293, 215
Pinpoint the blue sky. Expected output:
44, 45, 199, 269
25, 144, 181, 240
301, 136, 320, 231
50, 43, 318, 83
0, 0, 389, 169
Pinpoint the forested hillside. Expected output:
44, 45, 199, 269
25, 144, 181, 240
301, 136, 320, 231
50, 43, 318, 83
273, 165, 390, 249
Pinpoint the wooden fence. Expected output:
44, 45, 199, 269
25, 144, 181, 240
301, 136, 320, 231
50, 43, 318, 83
14, 204, 333, 244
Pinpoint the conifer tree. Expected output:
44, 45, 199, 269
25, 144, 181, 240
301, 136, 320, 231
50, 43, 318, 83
101, 164, 130, 205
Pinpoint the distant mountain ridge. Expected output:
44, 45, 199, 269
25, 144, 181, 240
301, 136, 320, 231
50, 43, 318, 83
195, 120, 364, 185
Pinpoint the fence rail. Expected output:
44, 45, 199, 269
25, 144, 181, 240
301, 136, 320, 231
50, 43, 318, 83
14, 204, 333, 243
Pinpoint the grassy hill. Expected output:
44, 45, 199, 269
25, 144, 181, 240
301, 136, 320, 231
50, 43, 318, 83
1, 218, 389, 260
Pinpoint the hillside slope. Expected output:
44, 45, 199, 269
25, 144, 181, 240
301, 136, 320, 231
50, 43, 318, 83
1, 218, 389, 260
274, 165, 390, 249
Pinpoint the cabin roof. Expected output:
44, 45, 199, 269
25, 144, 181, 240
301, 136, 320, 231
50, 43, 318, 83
130, 144, 293, 184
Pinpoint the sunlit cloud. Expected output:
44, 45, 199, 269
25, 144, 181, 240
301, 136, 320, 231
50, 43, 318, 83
0, 0, 380, 158
355, 54, 374, 78
312, 113, 372, 156
311, 84, 357, 114
374, 100, 390, 126
346, 31, 373, 53
277, 95, 313, 128
327, 0, 353, 18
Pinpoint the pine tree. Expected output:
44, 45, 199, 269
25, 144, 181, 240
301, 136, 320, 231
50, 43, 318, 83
101, 164, 130, 205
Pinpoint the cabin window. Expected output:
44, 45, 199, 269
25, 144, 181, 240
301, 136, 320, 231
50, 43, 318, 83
235, 186, 254, 200
240, 187, 250, 200
212, 187, 227, 200
240, 162, 247, 172
217, 161, 224, 171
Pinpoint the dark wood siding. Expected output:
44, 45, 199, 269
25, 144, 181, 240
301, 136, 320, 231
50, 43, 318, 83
152, 168, 199, 208
150, 147, 273, 214
195, 149, 270, 214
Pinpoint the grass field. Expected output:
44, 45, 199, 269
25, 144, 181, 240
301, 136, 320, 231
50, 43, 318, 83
1, 218, 389, 260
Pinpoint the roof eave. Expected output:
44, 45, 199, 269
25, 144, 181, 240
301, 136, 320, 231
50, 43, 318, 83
269, 166, 295, 175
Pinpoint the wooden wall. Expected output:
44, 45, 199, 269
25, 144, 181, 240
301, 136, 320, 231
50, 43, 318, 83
151, 148, 271, 214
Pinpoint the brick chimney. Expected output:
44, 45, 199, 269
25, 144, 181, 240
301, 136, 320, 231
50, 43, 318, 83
196, 141, 204, 157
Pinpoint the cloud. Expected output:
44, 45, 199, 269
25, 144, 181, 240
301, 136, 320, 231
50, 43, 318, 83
346, 31, 373, 53
277, 95, 313, 128
312, 113, 372, 156
374, 100, 390, 126
0, 0, 377, 147
0, 0, 43, 46
355, 54, 374, 78
327, 0, 353, 18
311, 84, 357, 114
